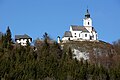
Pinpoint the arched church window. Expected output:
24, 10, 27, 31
88, 22, 89, 25
68, 38, 70, 41
85, 34, 87, 37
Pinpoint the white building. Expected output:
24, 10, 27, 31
15, 34, 32, 46
61, 9, 98, 43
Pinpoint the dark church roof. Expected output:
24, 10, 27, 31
63, 31, 72, 37
71, 25, 89, 32
85, 9, 90, 18
15, 34, 32, 40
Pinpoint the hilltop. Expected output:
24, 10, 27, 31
62, 40, 115, 55
61, 40, 116, 66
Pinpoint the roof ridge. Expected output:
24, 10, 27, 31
15, 34, 31, 40
71, 25, 83, 27
71, 26, 89, 32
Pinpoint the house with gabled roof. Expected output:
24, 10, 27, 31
15, 34, 32, 46
59, 9, 98, 43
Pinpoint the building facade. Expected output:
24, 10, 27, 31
15, 34, 32, 46
61, 9, 98, 43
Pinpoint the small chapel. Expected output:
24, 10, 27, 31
58, 9, 98, 43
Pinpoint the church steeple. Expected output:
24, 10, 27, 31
83, 9, 92, 27
85, 9, 90, 18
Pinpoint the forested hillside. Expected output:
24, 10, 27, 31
0, 27, 120, 80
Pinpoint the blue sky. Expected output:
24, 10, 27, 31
0, 0, 120, 43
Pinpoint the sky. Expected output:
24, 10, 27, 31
0, 0, 120, 43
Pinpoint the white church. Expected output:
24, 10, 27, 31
58, 9, 98, 43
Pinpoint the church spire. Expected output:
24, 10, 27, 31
83, 8, 92, 26
85, 9, 90, 18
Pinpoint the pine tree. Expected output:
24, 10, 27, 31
68, 47, 73, 60
6, 26, 12, 43
43, 32, 49, 47
2, 34, 7, 48
5, 26, 12, 49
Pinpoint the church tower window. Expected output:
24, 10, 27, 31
88, 22, 89, 25
85, 34, 87, 37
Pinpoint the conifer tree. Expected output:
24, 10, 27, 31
5, 26, 12, 49
2, 34, 7, 48
43, 32, 49, 47
6, 26, 12, 43
68, 47, 73, 60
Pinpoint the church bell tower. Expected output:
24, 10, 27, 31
83, 9, 93, 33
83, 9, 92, 27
